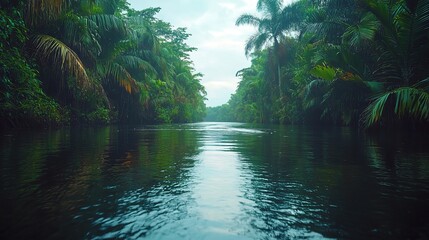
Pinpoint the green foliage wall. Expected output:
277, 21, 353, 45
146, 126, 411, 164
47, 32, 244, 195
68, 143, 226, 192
0, 6, 64, 127
222, 0, 429, 129
0, 1, 206, 128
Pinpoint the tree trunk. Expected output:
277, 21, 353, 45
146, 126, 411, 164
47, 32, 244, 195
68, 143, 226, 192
277, 62, 282, 99
274, 39, 283, 100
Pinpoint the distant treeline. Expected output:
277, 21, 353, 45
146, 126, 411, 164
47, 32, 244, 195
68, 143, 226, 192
206, 0, 429, 129
0, 0, 206, 128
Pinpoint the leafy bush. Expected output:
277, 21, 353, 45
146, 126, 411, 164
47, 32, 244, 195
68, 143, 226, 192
86, 108, 111, 125
1, 8, 65, 127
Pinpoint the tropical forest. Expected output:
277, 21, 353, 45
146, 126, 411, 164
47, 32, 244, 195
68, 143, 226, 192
1, 0, 429, 239
206, 0, 429, 130
1, 0, 206, 127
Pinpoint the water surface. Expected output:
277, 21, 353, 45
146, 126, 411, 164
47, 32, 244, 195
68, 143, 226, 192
1, 122, 429, 239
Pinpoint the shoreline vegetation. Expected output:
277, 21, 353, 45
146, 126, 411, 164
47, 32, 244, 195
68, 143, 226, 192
206, 0, 429, 130
0, 0, 206, 129
1, 0, 428, 130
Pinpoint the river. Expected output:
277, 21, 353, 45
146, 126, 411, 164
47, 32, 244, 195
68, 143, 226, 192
1, 122, 429, 239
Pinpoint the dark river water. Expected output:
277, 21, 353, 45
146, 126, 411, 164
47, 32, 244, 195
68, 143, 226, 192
1, 122, 429, 239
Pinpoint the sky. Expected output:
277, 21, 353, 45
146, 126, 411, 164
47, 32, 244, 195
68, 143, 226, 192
126, 0, 291, 107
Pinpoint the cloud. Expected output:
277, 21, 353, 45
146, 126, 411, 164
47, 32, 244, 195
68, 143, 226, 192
204, 80, 238, 90
127, 0, 261, 107
179, 11, 215, 28
218, 0, 258, 15
218, 2, 236, 12
201, 40, 241, 49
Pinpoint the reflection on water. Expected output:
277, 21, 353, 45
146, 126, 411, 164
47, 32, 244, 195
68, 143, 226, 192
1, 123, 429, 239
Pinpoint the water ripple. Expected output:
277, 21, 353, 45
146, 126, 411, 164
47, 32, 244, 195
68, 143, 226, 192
1, 123, 429, 239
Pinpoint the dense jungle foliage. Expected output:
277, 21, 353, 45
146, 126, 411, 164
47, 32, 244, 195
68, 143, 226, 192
0, 0, 206, 128
206, 0, 429, 129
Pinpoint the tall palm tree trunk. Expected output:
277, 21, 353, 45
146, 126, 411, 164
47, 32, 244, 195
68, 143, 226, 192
277, 61, 282, 99
274, 39, 283, 100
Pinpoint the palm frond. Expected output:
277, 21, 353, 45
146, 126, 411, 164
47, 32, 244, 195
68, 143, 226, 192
281, 1, 306, 31
310, 64, 338, 81
236, 14, 261, 27
362, 86, 429, 127
87, 14, 127, 35
363, 0, 398, 40
31, 34, 91, 90
245, 32, 270, 56
342, 13, 379, 46
236, 67, 255, 77
414, 0, 429, 34
396, 0, 429, 69
304, 7, 346, 41
363, 0, 429, 85
116, 55, 158, 77
62, 13, 102, 62
94, 0, 121, 15
26, 0, 69, 26
127, 16, 159, 50
414, 77, 429, 91
103, 62, 139, 94
303, 79, 328, 109
257, 0, 281, 17
259, 18, 274, 33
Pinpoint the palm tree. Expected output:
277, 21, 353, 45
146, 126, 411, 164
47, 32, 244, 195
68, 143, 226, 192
26, 0, 95, 95
304, 0, 361, 44
236, 0, 295, 99
25, 0, 141, 106
358, 0, 429, 127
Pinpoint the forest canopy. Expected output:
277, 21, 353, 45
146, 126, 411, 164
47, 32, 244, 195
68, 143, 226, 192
1, 0, 428, 130
206, 0, 429, 129
0, 0, 206, 127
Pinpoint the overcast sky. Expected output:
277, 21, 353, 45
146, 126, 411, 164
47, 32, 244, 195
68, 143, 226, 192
127, 0, 291, 107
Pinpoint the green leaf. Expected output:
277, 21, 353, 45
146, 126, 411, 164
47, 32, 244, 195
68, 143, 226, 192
310, 64, 337, 81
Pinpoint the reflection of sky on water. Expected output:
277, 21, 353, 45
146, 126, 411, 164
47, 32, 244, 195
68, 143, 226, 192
1, 123, 429, 239
90, 122, 321, 239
